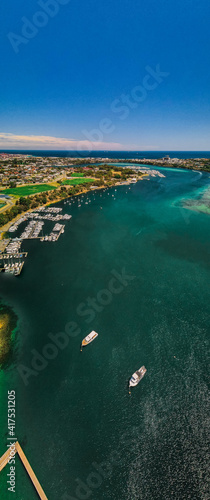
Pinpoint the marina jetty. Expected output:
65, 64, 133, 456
0, 206, 72, 276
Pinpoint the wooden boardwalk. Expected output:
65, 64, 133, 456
0, 444, 17, 472
0, 441, 48, 499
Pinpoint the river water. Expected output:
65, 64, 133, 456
0, 166, 209, 499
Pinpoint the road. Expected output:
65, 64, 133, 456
0, 196, 15, 214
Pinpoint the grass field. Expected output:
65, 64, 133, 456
61, 178, 94, 186
0, 203, 6, 208
70, 173, 84, 177
0, 184, 57, 196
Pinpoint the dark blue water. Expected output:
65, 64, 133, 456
1, 150, 210, 159
0, 166, 209, 500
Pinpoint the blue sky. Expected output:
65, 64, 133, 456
0, 0, 210, 150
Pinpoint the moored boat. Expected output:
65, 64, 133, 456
129, 366, 147, 393
80, 331, 98, 350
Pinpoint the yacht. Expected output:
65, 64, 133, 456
129, 366, 147, 392
81, 331, 98, 350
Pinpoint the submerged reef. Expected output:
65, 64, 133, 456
0, 302, 17, 366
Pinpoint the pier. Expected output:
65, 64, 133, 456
0, 262, 25, 275
0, 441, 48, 499
0, 445, 17, 472
0, 251, 26, 275
0, 252, 28, 259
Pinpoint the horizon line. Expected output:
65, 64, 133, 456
0, 149, 210, 153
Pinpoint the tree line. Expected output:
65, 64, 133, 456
0, 180, 104, 229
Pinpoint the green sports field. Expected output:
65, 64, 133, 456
70, 173, 84, 177
61, 178, 94, 186
0, 184, 57, 196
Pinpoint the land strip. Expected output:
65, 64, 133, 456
1, 152, 208, 234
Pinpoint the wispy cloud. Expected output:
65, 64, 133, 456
0, 132, 128, 151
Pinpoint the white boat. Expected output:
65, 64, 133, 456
81, 331, 98, 349
129, 366, 147, 391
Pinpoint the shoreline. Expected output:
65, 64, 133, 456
0, 186, 95, 240
0, 174, 150, 242
0, 182, 117, 241
107, 159, 210, 174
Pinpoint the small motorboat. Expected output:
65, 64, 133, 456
80, 331, 98, 351
129, 366, 147, 393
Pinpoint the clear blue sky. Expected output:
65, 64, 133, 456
0, 0, 210, 150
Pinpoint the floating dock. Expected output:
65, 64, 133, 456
0, 252, 28, 259
0, 262, 25, 276
0, 441, 48, 500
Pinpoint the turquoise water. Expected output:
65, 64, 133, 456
0, 167, 209, 499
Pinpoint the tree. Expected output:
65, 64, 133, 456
9, 181, 17, 188
19, 197, 31, 208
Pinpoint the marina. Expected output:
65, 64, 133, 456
8, 207, 72, 233
0, 206, 72, 275
40, 223, 65, 242
0, 240, 27, 275
19, 220, 44, 239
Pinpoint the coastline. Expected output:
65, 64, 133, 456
0, 157, 197, 240
0, 185, 97, 240
109, 158, 210, 174
0, 174, 149, 240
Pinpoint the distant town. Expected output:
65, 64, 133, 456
0, 153, 209, 188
